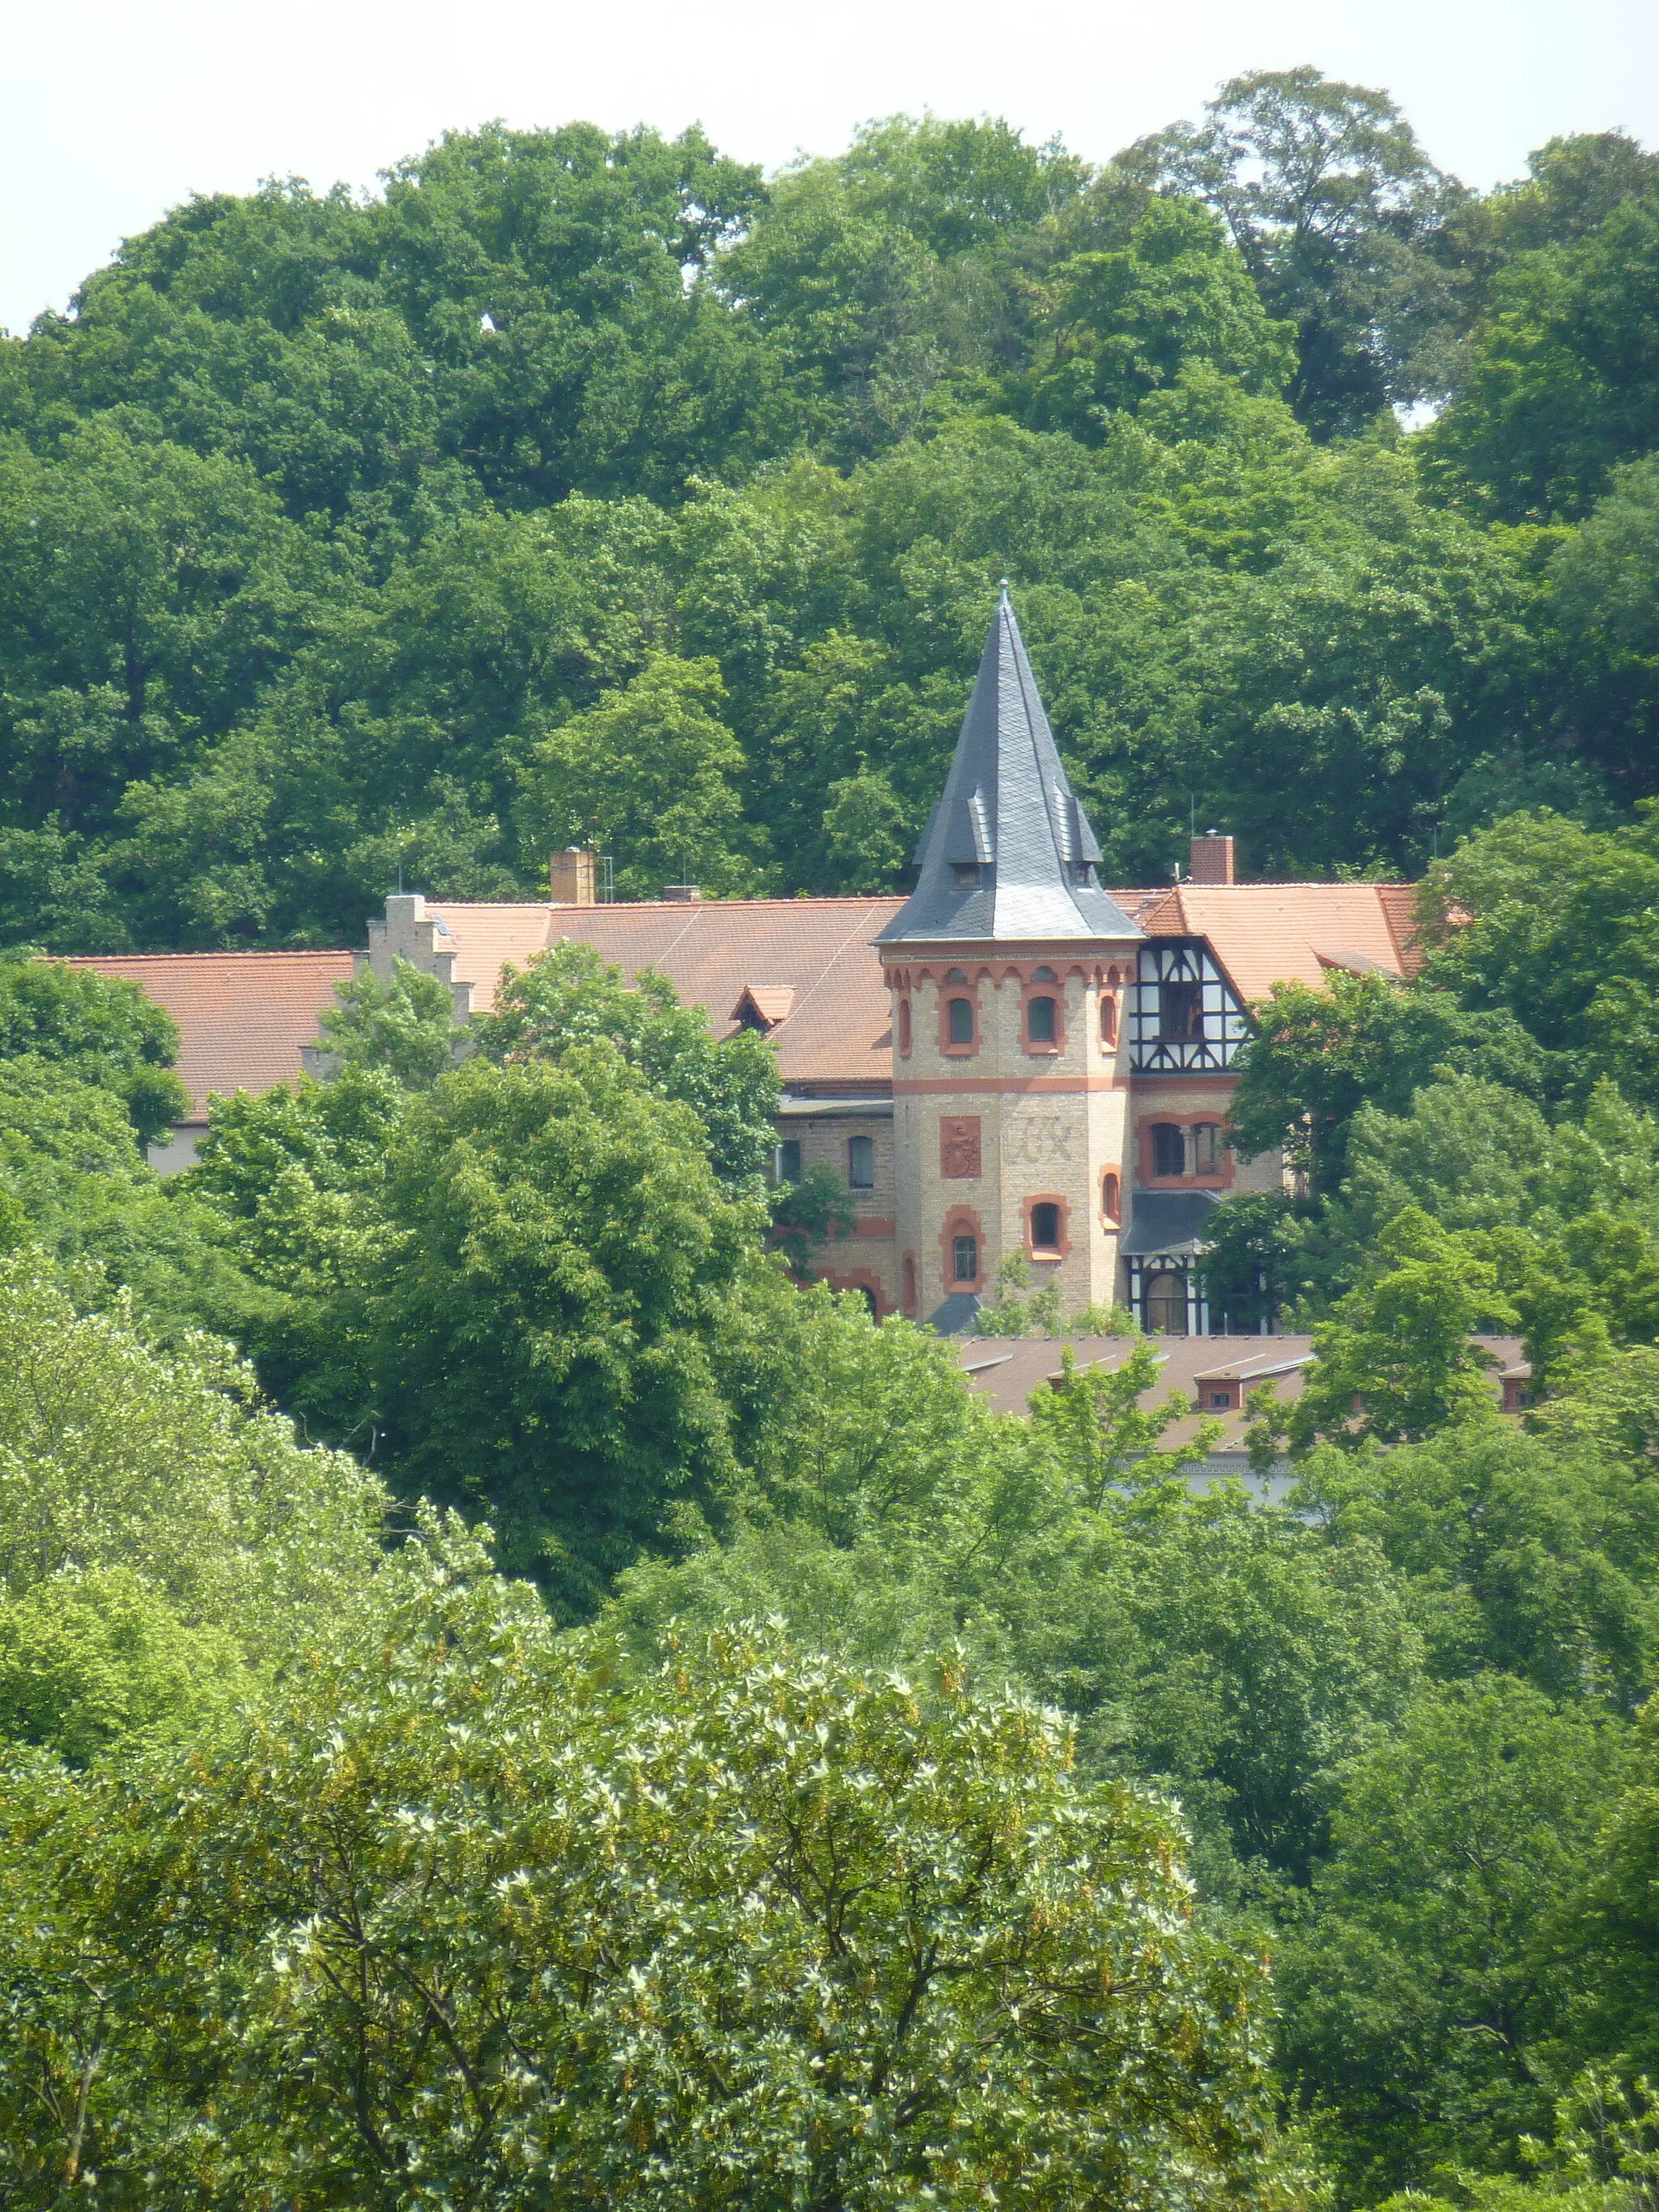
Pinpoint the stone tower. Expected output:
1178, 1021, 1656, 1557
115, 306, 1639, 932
876, 589, 1143, 1329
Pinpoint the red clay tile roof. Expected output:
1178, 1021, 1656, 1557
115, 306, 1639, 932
1376, 884, 1425, 976
60, 878, 1427, 1115
1161, 884, 1414, 1003
66, 953, 355, 1119
431, 897, 906, 1091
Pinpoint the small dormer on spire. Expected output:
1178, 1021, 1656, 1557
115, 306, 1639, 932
876, 586, 1140, 944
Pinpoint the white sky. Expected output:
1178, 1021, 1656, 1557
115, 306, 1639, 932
3, 0, 1655, 335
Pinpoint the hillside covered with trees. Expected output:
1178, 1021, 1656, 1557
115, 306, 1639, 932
4, 66, 1659, 2210
4, 70, 1659, 948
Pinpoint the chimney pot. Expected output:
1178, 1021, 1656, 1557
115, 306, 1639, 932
1188, 833, 1235, 885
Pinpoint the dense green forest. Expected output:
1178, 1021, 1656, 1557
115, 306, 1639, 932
5, 66, 1659, 2210
5, 70, 1659, 948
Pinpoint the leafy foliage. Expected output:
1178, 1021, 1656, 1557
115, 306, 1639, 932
0, 1545, 1280, 2208
0, 954, 188, 1144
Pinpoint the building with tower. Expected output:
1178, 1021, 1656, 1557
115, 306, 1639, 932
77, 591, 1422, 1335
873, 587, 1145, 1330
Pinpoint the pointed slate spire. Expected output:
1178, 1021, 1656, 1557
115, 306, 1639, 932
876, 586, 1141, 944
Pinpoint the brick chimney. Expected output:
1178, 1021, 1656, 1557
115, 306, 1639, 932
549, 847, 597, 904
1188, 832, 1235, 885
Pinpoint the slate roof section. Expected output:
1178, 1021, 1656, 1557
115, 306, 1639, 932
428, 896, 907, 1093
66, 952, 355, 1119
875, 589, 1141, 945
1118, 1189, 1222, 1257
928, 1291, 984, 1335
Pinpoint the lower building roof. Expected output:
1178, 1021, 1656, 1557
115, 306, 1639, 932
67, 952, 355, 1119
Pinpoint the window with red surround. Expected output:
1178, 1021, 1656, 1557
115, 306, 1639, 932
938, 969, 979, 1056
1141, 1115, 1231, 1187
939, 1204, 985, 1292
1099, 992, 1118, 1048
898, 997, 912, 1055
1020, 965, 1065, 1055
1101, 1168, 1121, 1225
1022, 1192, 1072, 1261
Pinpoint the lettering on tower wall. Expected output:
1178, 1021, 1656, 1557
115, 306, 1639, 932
1000, 1111, 1076, 1169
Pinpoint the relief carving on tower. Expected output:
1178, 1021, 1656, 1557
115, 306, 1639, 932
1000, 1111, 1077, 1170
940, 1115, 982, 1179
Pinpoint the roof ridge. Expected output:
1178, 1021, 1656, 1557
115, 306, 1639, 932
66, 948, 353, 961
440, 895, 906, 914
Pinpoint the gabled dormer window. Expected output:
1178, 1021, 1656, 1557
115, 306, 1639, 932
953, 863, 982, 886
1130, 944, 1247, 1072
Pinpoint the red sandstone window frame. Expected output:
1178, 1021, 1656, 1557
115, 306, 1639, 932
1021, 1191, 1072, 1262
939, 1204, 985, 1293
1101, 1167, 1122, 1226
1019, 965, 1066, 1056
816, 1268, 887, 1319
938, 970, 980, 1057
1098, 991, 1119, 1049
897, 996, 913, 1056
1140, 1115, 1232, 1189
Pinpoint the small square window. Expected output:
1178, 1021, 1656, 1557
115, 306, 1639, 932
953, 863, 981, 886
1209, 1390, 1231, 1409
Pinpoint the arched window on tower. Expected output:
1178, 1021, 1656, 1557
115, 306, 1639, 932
1099, 993, 1118, 1047
946, 996, 975, 1044
953, 1233, 979, 1284
1102, 1170, 1121, 1225
1030, 1201, 1061, 1255
898, 998, 912, 1054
